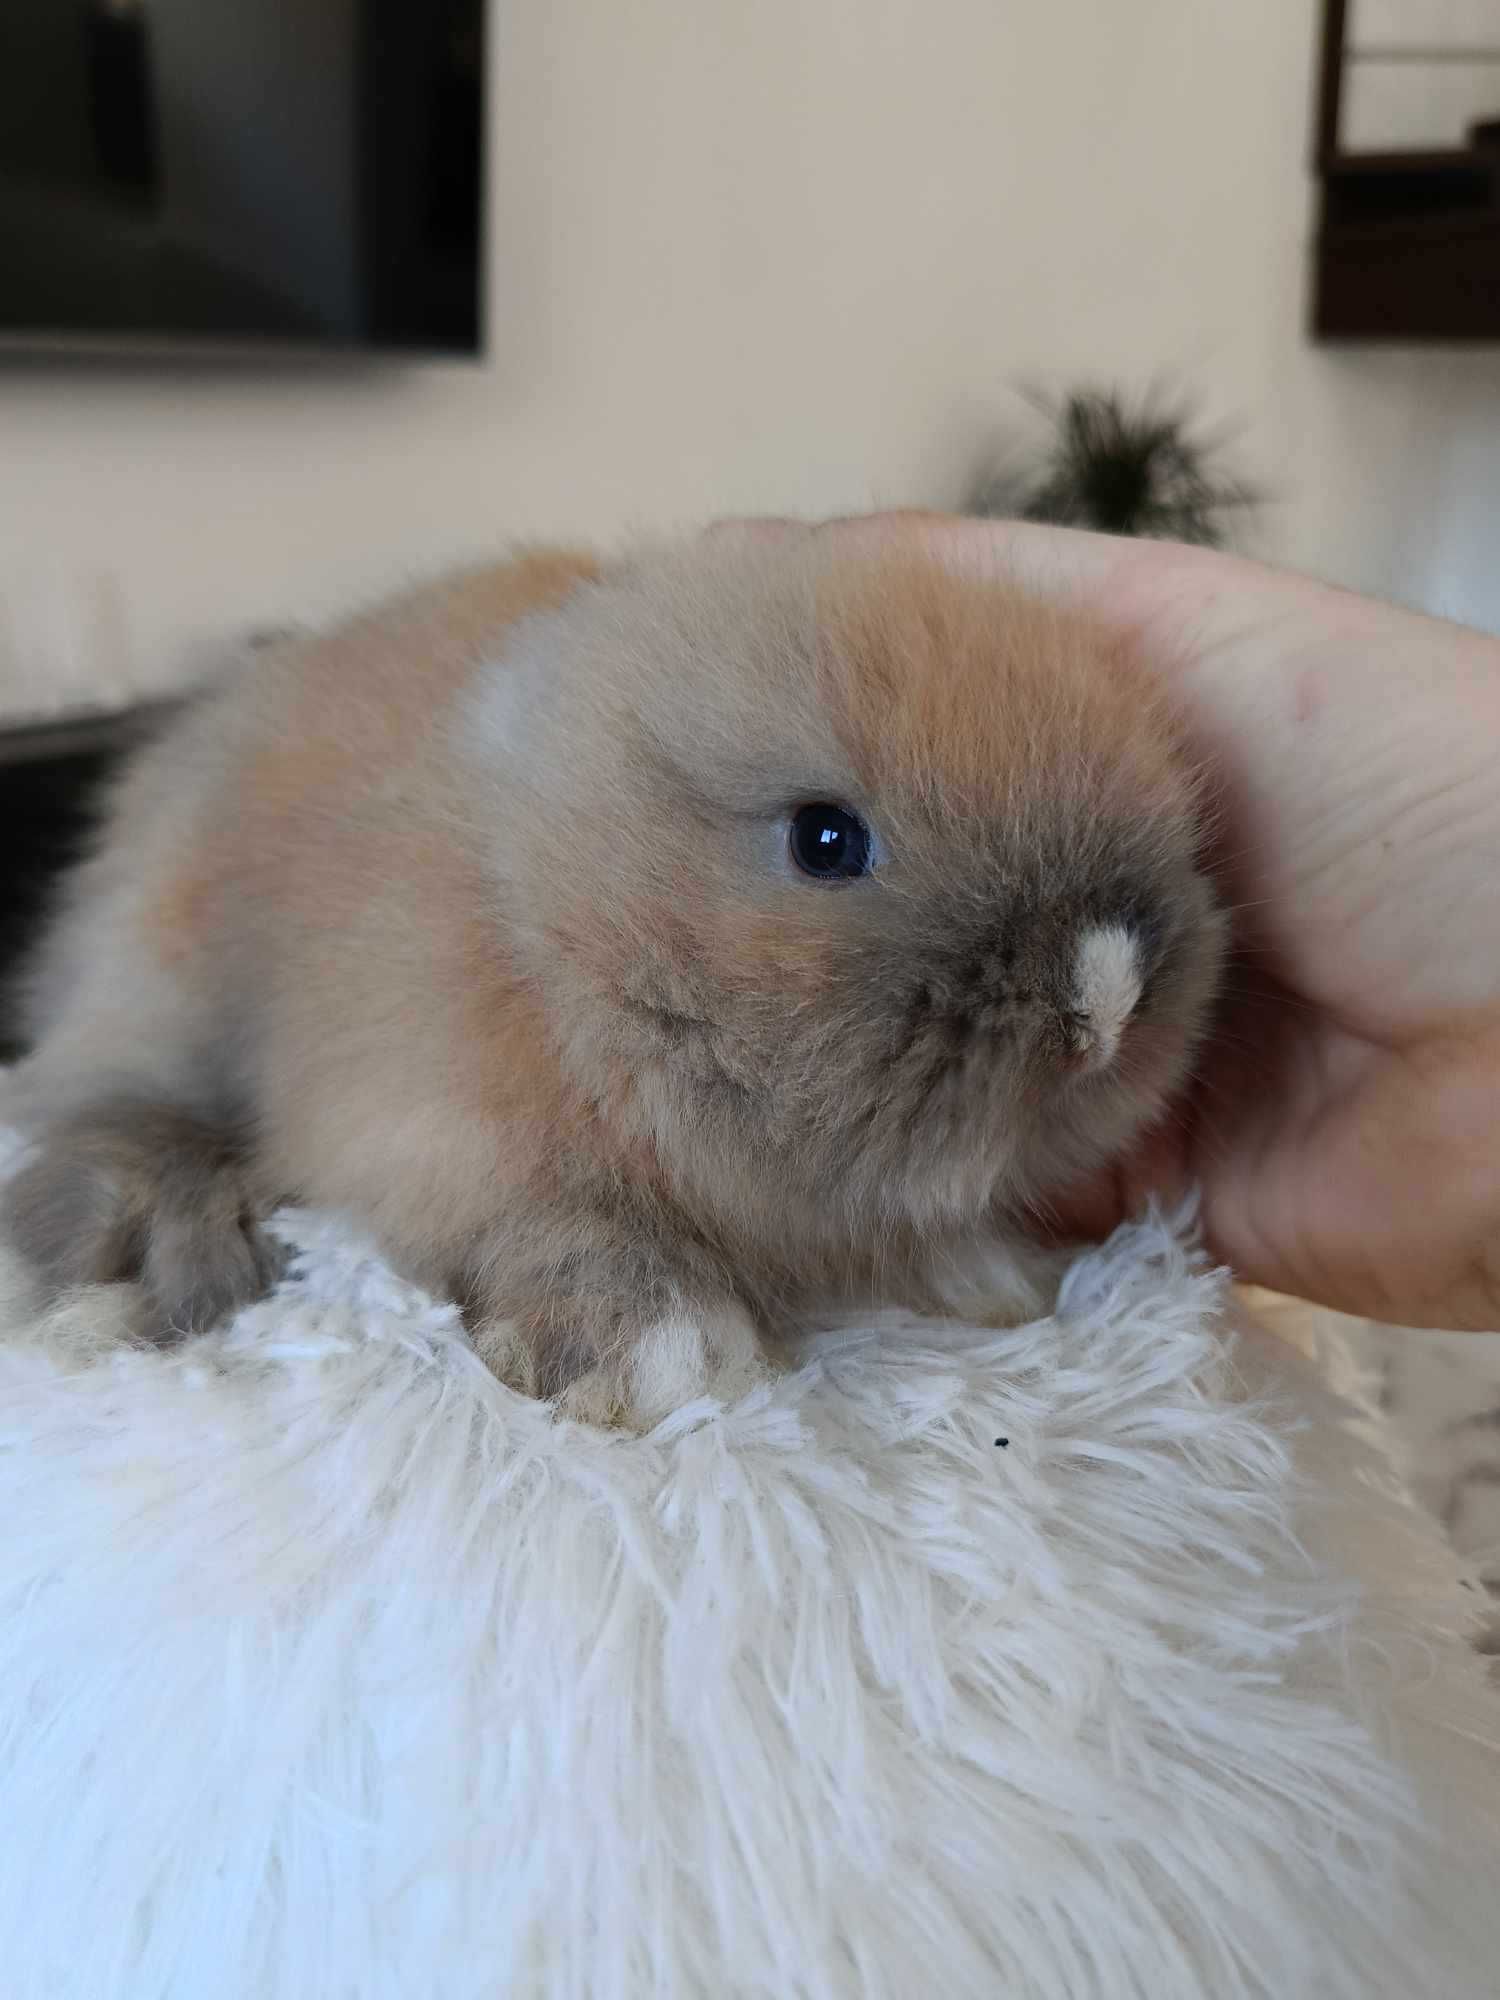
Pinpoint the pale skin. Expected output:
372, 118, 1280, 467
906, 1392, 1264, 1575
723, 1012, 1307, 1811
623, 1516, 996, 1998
722, 511, 1500, 1332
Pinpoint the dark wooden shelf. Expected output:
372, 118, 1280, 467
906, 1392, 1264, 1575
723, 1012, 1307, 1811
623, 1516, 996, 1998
1314, 150, 1500, 340
1311, 2, 1500, 340
1323, 146, 1495, 178
1314, 212, 1500, 340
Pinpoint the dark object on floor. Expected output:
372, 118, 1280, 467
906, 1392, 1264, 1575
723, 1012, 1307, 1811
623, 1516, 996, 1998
967, 387, 1256, 547
0, 703, 179, 1061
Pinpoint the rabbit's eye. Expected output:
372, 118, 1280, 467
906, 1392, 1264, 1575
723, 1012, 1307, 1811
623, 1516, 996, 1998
789, 803, 874, 882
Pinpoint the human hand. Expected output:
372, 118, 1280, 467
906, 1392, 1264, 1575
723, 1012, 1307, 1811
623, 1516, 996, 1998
755, 511, 1500, 1330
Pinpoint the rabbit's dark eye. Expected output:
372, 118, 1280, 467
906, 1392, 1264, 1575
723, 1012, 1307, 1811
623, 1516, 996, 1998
789, 803, 874, 881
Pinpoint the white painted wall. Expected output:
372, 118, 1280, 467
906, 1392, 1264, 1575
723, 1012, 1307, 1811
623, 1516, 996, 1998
2, 0, 1499, 717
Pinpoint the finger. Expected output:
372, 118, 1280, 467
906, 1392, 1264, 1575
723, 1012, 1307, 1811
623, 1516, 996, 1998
1038, 1108, 1194, 1246
699, 516, 807, 545
812, 510, 1176, 611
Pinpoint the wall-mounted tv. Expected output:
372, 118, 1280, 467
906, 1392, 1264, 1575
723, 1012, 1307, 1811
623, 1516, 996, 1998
0, 0, 485, 357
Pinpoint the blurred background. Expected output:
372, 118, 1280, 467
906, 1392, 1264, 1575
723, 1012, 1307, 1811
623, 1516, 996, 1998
2, 0, 1499, 735
2, 0, 1500, 1605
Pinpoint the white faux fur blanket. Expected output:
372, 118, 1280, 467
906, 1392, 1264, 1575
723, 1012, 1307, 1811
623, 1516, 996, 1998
0, 1120, 1497, 1998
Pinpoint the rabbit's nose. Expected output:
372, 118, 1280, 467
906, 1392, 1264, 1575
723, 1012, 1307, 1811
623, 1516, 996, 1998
1061, 923, 1144, 1074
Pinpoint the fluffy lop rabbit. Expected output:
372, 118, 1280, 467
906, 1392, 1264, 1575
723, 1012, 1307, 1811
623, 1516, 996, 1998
5, 529, 1225, 1423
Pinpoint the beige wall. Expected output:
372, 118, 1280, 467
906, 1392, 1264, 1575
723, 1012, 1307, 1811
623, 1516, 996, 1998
2, 0, 1499, 717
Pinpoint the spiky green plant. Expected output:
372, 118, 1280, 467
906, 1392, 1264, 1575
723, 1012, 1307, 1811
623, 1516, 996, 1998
969, 387, 1256, 547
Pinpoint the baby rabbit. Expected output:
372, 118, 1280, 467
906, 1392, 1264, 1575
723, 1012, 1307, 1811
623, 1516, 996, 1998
4, 529, 1225, 1423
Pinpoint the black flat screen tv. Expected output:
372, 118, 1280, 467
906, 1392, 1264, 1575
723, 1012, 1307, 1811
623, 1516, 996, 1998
0, 0, 485, 356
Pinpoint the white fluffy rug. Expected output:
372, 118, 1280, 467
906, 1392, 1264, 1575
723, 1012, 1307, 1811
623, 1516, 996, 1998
0, 1127, 1498, 1999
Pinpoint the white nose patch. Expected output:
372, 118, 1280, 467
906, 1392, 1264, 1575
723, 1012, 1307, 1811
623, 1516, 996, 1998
1069, 924, 1143, 1071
